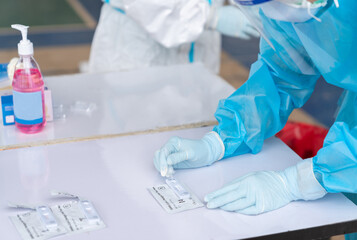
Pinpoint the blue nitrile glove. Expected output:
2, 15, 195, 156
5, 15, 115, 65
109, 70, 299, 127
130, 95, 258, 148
153, 132, 225, 177
215, 6, 259, 39
204, 158, 327, 215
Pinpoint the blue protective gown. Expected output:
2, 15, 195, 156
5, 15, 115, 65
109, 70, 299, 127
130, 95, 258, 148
213, 2, 357, 236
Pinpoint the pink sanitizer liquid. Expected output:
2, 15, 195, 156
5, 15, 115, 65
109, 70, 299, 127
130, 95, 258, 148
13, 67, 46, 133
11, 24, 46, 134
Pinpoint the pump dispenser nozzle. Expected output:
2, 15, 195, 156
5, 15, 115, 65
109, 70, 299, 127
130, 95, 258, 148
11, 24, 33, 56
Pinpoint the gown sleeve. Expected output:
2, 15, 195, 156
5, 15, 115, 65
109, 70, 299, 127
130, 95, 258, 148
313, 116, 357, 193
213, 24, 321, 158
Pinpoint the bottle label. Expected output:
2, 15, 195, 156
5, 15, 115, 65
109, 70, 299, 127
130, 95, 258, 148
13, 90, 43, 125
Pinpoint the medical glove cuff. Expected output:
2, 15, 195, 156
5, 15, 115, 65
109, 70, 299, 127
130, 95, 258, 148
297, 158, 327, 200
203, 131, 225, 162
205, 6, 218, 30
283, 158, 327, 201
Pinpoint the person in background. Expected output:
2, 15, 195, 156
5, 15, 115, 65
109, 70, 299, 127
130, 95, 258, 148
88, 0, 258, 73
154, 0, 357, 239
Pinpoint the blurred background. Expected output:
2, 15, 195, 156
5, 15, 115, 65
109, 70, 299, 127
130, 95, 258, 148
0, 0, 342, 127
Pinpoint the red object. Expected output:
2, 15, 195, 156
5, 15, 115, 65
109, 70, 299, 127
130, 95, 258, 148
276, 122, 328, 159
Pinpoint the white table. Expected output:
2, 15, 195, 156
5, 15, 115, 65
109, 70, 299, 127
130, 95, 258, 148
1, 127, 357, 239
0, 64, 234, 150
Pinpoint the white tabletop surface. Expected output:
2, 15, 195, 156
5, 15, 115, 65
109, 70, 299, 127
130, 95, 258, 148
0, 63, 234, 149
1, 127, 357, 240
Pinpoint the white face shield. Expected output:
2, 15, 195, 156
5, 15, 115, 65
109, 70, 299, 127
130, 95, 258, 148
230, 0, 339, 49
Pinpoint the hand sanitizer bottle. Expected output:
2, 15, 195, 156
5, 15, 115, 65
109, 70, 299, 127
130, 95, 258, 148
11, 24, 46, 133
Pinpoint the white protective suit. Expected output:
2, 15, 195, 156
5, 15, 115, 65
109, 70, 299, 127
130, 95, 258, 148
89, 0, 224, 73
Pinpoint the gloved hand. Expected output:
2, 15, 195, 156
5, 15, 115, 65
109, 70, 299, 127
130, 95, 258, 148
212, 5, 260, 39
204, 158, 327, 215
153, 132, 225, 177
